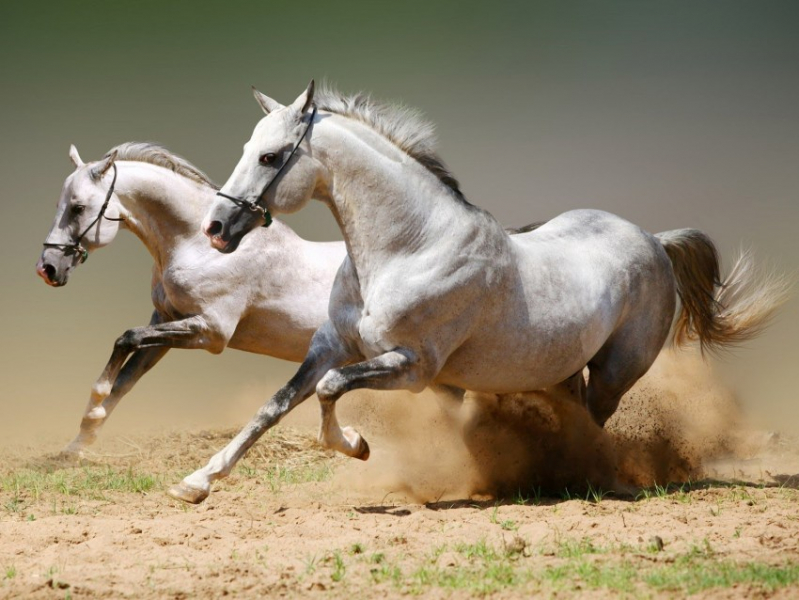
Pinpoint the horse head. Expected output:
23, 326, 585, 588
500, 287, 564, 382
202, 81, 320, 253
36, 145, 123, 286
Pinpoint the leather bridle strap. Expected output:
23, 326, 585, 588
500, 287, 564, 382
43, 162, 123, 264
216, 106, 317, 228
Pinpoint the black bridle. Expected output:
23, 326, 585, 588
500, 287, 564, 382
42, 163, 124, 264
215, 106, 317, 228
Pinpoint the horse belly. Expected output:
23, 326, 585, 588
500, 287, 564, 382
435, 322, 601, 393
435, 272, 620, 393
227, 315, 312, 362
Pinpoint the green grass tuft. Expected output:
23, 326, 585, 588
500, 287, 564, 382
645, 560, 799, 594
0, 466, 159, 513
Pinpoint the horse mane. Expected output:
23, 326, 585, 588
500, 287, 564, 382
105, 142, 219, 190
506, 220, 548, 235
315, 85, 466, 200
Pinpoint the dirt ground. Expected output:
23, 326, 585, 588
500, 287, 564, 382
2, 352, 799, 599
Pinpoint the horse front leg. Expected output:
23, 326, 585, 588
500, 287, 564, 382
62, 312, 224, 458
168, 323, 352, 504
62, 346, 169, 457
316, 348, 424, 459
87, 313, 221, 414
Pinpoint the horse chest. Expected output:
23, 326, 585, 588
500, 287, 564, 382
157, 261, 219, 316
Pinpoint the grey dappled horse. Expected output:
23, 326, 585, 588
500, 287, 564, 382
169, 83, 785, 503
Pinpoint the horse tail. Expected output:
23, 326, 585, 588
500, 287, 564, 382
655, 228, 790, 354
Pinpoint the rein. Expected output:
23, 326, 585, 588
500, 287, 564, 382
216, 106, 317, 228
43, 163, 124, 264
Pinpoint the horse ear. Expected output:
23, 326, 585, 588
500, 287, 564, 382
252, 87, 284, 114
69, 144, 85, 168
290, 79, 315, 115
91, 149, 117, 180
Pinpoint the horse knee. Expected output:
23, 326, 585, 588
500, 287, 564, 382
316, 368, 348, 401
114, 329, 140, 354
204, 335, 229, 354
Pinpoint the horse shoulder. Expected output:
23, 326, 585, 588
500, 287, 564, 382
355, 254, 502, 358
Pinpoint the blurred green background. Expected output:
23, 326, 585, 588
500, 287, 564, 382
1, 1, 798, 442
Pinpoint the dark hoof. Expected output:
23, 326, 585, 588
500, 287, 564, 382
356, 436, 370, 461
167, 481, 209, 504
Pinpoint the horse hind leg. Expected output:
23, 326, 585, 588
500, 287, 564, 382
548, 370, 587, 407
586, 257, 675, 427
585, 359, 643, 428
585, 322, 668, 428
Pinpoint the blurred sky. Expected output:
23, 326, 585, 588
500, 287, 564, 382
1, 1, 798, 441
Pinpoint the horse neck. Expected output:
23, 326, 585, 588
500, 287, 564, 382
114, 162, 212, 265
316, 117, 478, 277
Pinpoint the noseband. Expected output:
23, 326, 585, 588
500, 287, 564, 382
216, 106, 317, 228
42, 163, 124, 264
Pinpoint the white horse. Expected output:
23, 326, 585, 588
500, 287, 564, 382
169, 82, 786, 504
36, 143, 346, 457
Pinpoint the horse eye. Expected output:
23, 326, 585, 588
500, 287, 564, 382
259, 153, 277, 165
71, 205, 86, 215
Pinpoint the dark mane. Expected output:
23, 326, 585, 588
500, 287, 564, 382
506, 221, 548, 235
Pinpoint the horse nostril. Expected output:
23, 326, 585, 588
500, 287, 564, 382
43, 264, 56, 282
205, 220, 223, 237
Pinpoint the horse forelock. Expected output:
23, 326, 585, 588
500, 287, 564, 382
315, 85, 467, 202
104, 142, 219, 190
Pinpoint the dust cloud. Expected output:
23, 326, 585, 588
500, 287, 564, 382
5, 345, 774, 504
333, 350, 768, 502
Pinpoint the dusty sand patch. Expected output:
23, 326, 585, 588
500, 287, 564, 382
2, 351, 798, 598
1, 428, 797, 598
333, 350, 761, 501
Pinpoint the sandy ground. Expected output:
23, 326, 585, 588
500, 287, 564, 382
2, 352, 799, 598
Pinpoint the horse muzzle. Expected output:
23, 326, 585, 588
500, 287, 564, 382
202, 215, 248, 254
36, 259, 67, 287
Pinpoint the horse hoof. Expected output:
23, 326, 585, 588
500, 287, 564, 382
58, 441, 86, 462
167, 481, 209, 504
57, 449, 83, 463
355, 436, 370, 461
342, 426, 370, 461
